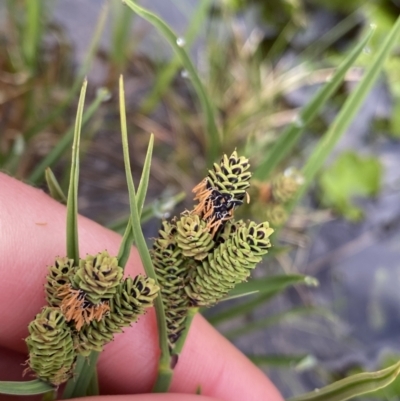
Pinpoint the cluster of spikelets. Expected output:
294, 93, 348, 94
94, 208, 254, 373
152, 151, 274, 350
250, 167, 304, 227
25, 251, 159, 386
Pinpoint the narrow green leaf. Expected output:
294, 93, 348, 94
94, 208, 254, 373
137, 136, 154, 216
60, 90, 100, 398
287, 361, 400, 401
119, 75, 172, 392
293, 17, 400, 206
221, 290, 260, 302
22, 0, 43, 70
110, 1, 134, 67
249, 354, 312, 369
107, 191, 186, 233
254, 27, 374, 180
229, 274, 319, 298
45, 168, 67, 203
122, 0, 220, 165
0, 380, 53, 395
140, 0, 212, 113
24, 3, 108, 141
117, 135, 154, 269
65, 79, 87, 263
208, 274, 318, 326
226, 306, 316, 340
207, 292, 278, 326
28, 88, 110, 185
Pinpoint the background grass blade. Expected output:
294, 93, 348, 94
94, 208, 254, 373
249, 354, 312, 369
122, 0, 220, 165
0, 380, 53, 396
110, 0, 134, 67
207, 274, 318, 326
45, 167, 67, 203
228, 274, 319, 298
108, 191, 186, 233
293, 16, 400, 205
140, 0, 212, 114
22, 0, 43, 71
287, 361, 400, 401
24, 3, 109, 141
117, 134, 154, 269
65, 79, 87, 263
253, 27, 374, 180
28, 88, 110, 185
119, 75, 172, 392
226, 307, 317, 340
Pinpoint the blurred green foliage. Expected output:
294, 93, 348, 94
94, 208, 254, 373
318, 152, 382, 220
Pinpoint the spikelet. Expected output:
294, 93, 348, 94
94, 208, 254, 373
175, 215, 215, 260
59, 251, 123, 330
74, 276, 159, 356
192, 150, 252, 233
73, 251, 123, 304
152, 220, 191, 349
262, 204, 288, 227
25, 308, 75, 385
185, 221, 273, 306
45, 257, 75, 307
271, 168, 303, 203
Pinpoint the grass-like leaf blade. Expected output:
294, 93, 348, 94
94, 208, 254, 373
254, 27, 374, 180
119, 75, 172, 392
250, 354, 312, 369
208, 275, 317, 325
45, 167, 67, 203
108, 191, 186, 233
229, 274, 318, 297
28, 88, 110, 185
140, 0, 212, 114
122, 0, 220, 165
117, 134, 154, 269
62, 80, 98, 399
294, 16, 400, 205
226, 306, 317, 340
0, 380, 53, 395
287, 361, 400, 401
24, 3, 109, 141
66, 79, 87, 264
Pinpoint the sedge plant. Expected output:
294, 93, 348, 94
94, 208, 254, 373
2, 3, 400, 401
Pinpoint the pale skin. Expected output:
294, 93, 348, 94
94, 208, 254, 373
0, 173, 284, 401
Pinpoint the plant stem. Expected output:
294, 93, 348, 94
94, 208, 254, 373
153, 362, 174, 393
119, 76, 173, 392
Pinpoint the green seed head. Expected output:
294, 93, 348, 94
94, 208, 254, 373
45, 257, 75, 307
73, 251, 123, 304
152, 220, 192, 349
208, 151, 252, 199
185, 220, 273, 306
263, 203, 288, 227
74, 275, 159, 356
25, 307, 75, 385
176, 214, 215, 260
272, 167, 303, 203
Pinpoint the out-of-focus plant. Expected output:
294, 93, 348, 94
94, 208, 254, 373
0, 1, 108, 181
318, 151, 382, 221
